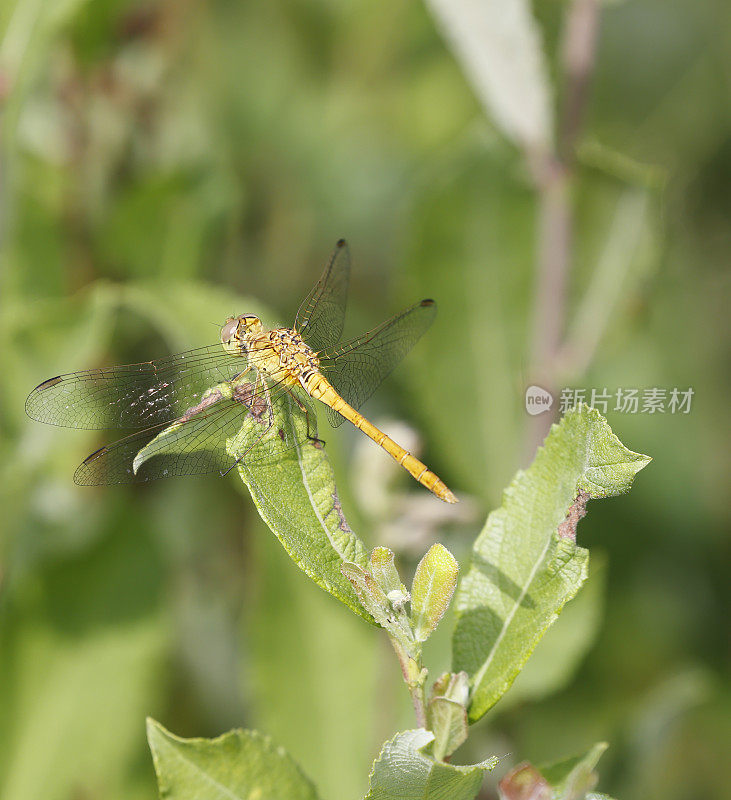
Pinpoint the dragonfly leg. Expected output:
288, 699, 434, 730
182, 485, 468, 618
220, 417, 275, 477
286, 387, 325, 446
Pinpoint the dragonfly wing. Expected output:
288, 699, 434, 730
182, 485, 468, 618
294, 239, 351, 353
73, 380, 318, 484
25, 345, 252, 430
319, 299, 436, 427
74, 401, 247, 484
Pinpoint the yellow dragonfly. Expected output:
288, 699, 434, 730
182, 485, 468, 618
26, 240, 456, 503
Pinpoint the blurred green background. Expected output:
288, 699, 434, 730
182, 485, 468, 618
0, 1, 728, 799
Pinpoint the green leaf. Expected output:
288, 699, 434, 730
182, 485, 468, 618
370, 546, 409, 598
578, 138, 667, 190
232, 392, 373, 623
147, 719, 319, 800
364, 729, 498, 800
500, 556, 606, 708
341, 562, 413, 645
427, 672, 470, 761
411, 543, 459, 642
341, 562, 393, 624
540, 742, 608, 800
563, 189, 654, 377
427, 698, 468, 761
453, 405, 650, 721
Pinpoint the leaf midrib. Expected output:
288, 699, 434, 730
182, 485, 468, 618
470, 443, 593, 694
469, 506, 550, 693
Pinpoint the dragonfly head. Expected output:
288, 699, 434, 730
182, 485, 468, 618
220, 315, 263, 355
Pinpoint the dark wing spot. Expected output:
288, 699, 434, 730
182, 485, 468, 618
83, 446, 108, 464
34, 376, 63, 391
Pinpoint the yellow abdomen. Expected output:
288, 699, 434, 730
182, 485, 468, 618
304, 373, 457, 504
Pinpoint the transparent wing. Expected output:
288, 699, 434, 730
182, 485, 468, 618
24, 343, 279, 430
73, 379, 318, 485
319, 299, 436, 427
294, 239, 351, 353
74, 400, 247, 485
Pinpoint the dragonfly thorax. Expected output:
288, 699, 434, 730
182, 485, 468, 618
257, 328, 321, 384
221, 315, 320, 385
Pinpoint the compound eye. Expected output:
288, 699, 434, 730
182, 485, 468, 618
220, 318, 239, 343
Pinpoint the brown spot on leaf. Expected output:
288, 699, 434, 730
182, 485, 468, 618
329, 490, 353, 533
232, 382, 268, 423
557, 488, 591, 541
178, 388, 223, 422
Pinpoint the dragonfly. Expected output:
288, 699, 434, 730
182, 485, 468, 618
26, 240, 457, 503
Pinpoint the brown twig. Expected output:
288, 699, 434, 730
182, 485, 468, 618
560, 0, 601, 163
525, 0, 601, 458
528, 156, 571, 387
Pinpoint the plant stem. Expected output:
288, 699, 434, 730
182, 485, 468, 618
390, 637, 427, 728
560, 0, 601, 164
529, 156, 571, 387
525, 0, 601, 458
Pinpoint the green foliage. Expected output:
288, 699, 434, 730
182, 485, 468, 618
228, 403, 646, 796
147, 719, 319, 800
453, 405, 650, 722
342, 560, 411, 640
427, 672, 470, 760
364, 729, 498, 800
147, 723, 500, 800
370, 546, 410, 598
540, 742, 608, 799
0, 524, 168, 800
234, 396, 373, 623
2, 0, 726, 797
